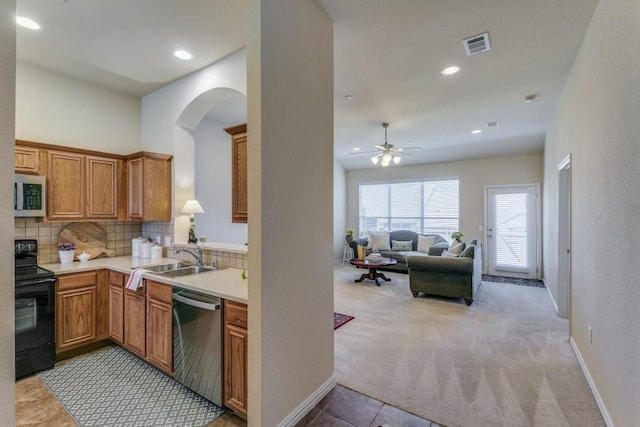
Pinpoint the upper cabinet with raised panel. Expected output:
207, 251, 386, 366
224, 124, 248, 223
127, 152, 172, 221
46, 150, 87, 220
15, 143, 41, 174
15, 140, 171, 222
46, 150, 122, 221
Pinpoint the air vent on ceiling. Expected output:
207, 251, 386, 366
486, 121, 500, 128
463, 32, 491, 56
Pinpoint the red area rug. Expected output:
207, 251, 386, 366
334, 312, 355, 330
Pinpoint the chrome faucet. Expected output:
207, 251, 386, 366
174, 246, 204, 265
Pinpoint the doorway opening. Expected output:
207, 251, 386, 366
557, 155, 571, 319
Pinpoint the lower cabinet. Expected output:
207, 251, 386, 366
108, 271, 127, 345
123, 285, 146, 359
56, 270, 108, 354
224, 300, 248, 419
146, 280, 173, 374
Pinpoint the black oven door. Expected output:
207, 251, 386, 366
15, 277, 56, 379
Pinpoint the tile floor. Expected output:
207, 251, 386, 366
295, 385, 441, 427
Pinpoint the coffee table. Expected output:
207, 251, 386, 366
349, 258, 398, 286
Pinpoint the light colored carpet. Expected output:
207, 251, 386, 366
333, 265, 604, 427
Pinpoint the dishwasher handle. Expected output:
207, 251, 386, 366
172, 292, 221, 311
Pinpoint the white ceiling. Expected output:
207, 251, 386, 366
16, 0, 600, 170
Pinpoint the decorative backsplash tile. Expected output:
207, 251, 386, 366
14, 218, 245, 270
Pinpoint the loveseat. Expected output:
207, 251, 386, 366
406, 240, 482, 306
349, 230, 448, 273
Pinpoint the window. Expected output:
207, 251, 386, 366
359, 179, 459, 241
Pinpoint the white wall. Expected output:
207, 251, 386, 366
247, 0, 334, 425
543, 0, 640, 425
16, 62, 141, 153
333, 160, 347, 261
141, 50, 247, 241
194, 117, 248, 244
0, 0, 16, 422
346, 153, 543, 245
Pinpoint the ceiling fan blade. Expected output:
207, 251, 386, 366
395, 146, 422, 152
349, 150, 379, 155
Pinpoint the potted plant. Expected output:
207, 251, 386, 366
345, 228, 356, 244
451, 231, 464, 242
58, 242, 76, 264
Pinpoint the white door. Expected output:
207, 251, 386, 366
486, 185, 540, 279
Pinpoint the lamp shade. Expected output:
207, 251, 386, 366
181, 200, 204, 214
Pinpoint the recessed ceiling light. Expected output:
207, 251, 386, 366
16, 16, 41, 30
352, 147, 360, 151
471, 129, 482, 134
173, 50, 194, 60
441, 66, 460, 76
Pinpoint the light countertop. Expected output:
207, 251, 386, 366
41, 256, 248, 304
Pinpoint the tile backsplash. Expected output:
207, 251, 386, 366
14, 218, 148, 264
14, 218, 245, 270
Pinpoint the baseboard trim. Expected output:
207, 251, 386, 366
569, 337, 614, 427
278, 375, 338, 427
543, 277, 560, 315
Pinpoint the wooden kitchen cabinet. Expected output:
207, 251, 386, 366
224, 300, 248, 419
14, 144, 41, 174
146, 280, 173, 374
224, 124, 248, 224
46, 149, 122, 221
108, 271, 127, 345
127, 152, 172, 221
56, 270, 109, 356
124, 285, 146, 358
46, 150, 86, 220
86, 155, 122, 219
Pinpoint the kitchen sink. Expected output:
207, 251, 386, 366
160, 266, 215, 277
140, 262, 193, 273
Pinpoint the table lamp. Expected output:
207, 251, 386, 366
181, 200, 204, 244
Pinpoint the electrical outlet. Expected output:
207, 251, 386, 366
588, 326, 592, 343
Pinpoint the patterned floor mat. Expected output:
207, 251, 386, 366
482, 274, 546, 288
39, 346, 224, 427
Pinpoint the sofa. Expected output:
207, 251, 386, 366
349, 230, 448, 273
406, 240, 482, 306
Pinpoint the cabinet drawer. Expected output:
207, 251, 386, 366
224, 300, 247, 328
109, 271, 126, 287
58, 271, 98, 291
147, 280, 172, 303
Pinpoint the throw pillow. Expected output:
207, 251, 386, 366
441, 250, 460, 258
448, 241, 466, 255
370, 232, 391, 251
391, 240, 413, 251
417, 235, 436, 252
366, 231, 373, 249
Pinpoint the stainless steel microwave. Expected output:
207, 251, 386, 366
15, 174, 46, 217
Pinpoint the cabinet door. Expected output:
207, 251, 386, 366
123, 288, 146, 358
108, 285, 124, 345
86, 156, 119, 219
225, 124, 248, 223
127, 157, 144, 220
15, 146, 41, 174
56, 286, 97, 352
47, 150, 86, 220
224, 322, 248, 418
127, 155, 172, 221
224, 300, 248, 419
146, 298, 173, 374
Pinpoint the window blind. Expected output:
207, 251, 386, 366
359, 179, 459, 240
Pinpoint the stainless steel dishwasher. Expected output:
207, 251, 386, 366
172, 288, 222, 406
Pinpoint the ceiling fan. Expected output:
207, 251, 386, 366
351, 122, 422, 166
